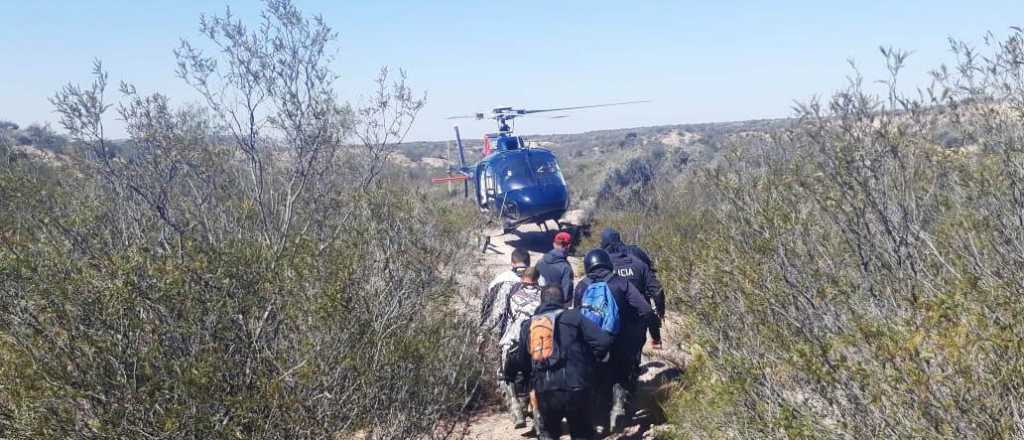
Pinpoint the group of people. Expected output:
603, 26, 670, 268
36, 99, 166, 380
480, 228, 665, 439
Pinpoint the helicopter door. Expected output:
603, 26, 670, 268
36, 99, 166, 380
480, 165, 496, 207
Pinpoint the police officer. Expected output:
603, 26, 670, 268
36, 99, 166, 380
574, 249, 660, 433
600, 228, 664, 348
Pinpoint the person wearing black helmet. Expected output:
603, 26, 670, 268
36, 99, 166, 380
574, 249, 660, 434
600, 228, 665, 349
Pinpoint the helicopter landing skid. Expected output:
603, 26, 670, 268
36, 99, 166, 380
536, 220, 565, 232
479, 230, 512, 254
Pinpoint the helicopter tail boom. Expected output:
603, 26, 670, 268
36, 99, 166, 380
438, 125, 469, 198
430, 175, 470, 183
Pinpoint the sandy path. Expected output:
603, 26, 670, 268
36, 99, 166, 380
462, 211, 681, 439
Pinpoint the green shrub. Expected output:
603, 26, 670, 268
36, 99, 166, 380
1, 2, 482, 438
593, 33, 1024, 439
0, 153, 482, 438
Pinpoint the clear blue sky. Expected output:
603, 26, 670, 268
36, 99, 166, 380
1, 1, 1022, 141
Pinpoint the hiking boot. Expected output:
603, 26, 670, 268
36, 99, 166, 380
512, 411, 527, 429
512, 396, 530, 428
609, 383, 629, 433
501, 382, 528, 428
531, 401, 546, 435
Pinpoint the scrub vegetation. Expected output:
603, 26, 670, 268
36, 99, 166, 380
0, 1, 481, 438
5, 1, 1024, 438
593, 32, 1024, 439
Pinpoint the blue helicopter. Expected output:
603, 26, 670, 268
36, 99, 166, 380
434, 101, 648, 233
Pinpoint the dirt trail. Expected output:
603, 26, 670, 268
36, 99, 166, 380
462, 211, 682, 439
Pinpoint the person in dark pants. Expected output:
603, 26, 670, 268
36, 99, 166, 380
506, 285, 613, 440
600, 228, 665, 349
536, 231, 575, 305
574, 249, 660, 434
496, 267, 544, 429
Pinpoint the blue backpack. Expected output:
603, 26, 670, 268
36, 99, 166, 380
579, 280, 620, 334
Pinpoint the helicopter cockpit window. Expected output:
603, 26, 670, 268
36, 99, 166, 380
535, 160, 558, 174
532, 154, 566, 185
498, 159, 532, 192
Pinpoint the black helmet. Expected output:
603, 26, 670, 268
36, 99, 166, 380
584, 249, 613, 274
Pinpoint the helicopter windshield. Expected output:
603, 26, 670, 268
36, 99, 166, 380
495, 150, 564, 192
532, 154, 566, 185
497, 159, 533, 191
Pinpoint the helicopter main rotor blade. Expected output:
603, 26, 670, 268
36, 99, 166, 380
519, 100, 651, 115
446, 112, 487, 120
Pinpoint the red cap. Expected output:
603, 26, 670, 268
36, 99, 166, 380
554, 231, 572, 245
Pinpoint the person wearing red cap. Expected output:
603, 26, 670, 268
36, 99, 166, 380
536, 231, 575, 305
553, 231, 572, 248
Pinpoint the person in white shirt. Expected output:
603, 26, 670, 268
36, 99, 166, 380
481, 248, 532, 335
496, 267, 543, 429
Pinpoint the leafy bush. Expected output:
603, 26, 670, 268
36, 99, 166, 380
0, 1, 482, 438
596, 34, 1024, 439
0, 165, 481, 438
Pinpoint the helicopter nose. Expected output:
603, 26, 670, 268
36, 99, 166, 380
506, 185, 567, 218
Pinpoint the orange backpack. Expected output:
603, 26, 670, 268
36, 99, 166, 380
528, 310, 563, 370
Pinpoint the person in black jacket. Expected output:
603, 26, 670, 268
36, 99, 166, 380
600, 228, 665, 348
574, 249, 661, 433
506, 285, 613, 440
536, 231, 575, 305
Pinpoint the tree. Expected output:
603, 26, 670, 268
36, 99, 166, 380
354, 66, 425, 188
6, 1, 481, 438
14, 123, 67, 153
